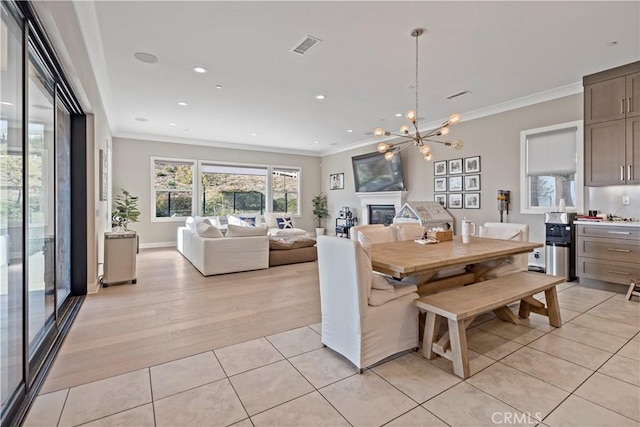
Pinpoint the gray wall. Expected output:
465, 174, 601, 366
112, 137, 321, 246
321, 94, 594, 266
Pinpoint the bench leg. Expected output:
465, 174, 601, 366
448, 318, 470, 379
493, 306, 520, 325
544, 286, 562, 327
422, 312, 440, 360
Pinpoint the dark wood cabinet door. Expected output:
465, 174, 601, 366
584, 77, 626, 125
627, 72, 640, 119
585, 120, 626, 186
627, 116, 640, 184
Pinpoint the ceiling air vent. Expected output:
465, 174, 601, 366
291, 35, 322, 55
446, 90, 471, 100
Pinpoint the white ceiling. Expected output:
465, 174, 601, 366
75, 1, 639, 156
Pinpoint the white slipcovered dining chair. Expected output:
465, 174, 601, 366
316, 236, 419, 371
474, 222, 530, 278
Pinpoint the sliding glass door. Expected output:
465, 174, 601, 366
0, 2, 24, 416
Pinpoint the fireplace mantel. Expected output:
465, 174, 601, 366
356, 191, 407, 224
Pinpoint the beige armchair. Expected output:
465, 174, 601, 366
316, 236, 419, 371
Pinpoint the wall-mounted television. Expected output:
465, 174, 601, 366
351, 151, 405, 192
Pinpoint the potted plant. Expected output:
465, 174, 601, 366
312, 192, 329, 236
112, 189, 140, 232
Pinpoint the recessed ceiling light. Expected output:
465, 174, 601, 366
347, 129, 353, 133
169, 122, 176, 126
395, 113, 403, 117
178, 102, 188, 106
330, 143, 338, 146
251, 133, 257, 136
184, 128, 189, 131
606, 41, 618, 47
135, 117, 149, 122
192, 66, 207, 73
0, 101, 13, 106
215, 85, 223, 89
314, 141, 319, 144
315, 95, 326, 100
134, 52, 158, 64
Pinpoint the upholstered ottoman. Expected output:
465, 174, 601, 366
269, 236, 317, 267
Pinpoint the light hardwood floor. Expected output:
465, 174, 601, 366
41, 248, 321, 394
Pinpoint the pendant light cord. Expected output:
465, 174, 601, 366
415, 32, 419, 122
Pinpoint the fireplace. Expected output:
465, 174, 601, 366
355, 191, 406, 224
369, 205, 396, 225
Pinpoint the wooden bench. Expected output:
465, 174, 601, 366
414, 271, 565, 379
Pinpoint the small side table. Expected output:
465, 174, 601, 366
625, 278, 640, 301
335, 217, 357, 238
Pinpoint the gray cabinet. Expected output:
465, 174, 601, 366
583, 62, 640, 186
576, 224, 640, 285
103, 232, 137, 286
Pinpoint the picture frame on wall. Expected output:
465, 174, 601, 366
434, 177, 447, 192
464, 193, 481, 209
464, 156, 481, 173
434, 194, 447, 208
448, 193, 463, 209
330, 173, 344, 190
464, 174, 481, 191
448, 176, 463, 192
448, 158, 463, 175
434, 160, 447, 176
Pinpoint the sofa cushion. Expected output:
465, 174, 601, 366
226, 224, 268, 237
276, 217, 294, 229
228, 214, 261, 227
269, 236, 316, 250
371, 273, 395, 291
268, 228, 307, 237
196, 222, 224, 238
205, 216, 222, 228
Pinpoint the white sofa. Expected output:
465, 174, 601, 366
177, 222, 269, 276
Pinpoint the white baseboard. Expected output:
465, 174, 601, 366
87, 281, 100, 294
139, 241, 176, 249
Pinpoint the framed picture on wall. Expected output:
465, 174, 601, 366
434, 194, 447, 208
434, 160, 447, 176
448, 193, 463, 209
464, 193, 481, 209
434, 177, 447, 192
464, 156, 481, 173
448, 176, 462, 192
330, 173, 344, 190
448, 158, 463, 175
464, 174, 481, 191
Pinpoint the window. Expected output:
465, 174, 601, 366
520, 121, 583, 214
152, 158, 195, 220
200, 163, 267, 216
271, 167, 300, 215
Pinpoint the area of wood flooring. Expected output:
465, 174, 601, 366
41, 248, 321, 394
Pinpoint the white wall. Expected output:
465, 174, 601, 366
112, 138, 322, 246
321, 94, 592, 266
33, 1, 114, 293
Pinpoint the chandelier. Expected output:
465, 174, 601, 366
374, 28, 463, 162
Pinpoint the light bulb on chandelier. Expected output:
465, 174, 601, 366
372, 28, 463, 162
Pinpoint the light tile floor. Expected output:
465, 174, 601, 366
25, 284, 639, 427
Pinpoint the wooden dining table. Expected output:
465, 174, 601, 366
370, 236, 543, 283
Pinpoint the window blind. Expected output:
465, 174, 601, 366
526, 126, 577, 175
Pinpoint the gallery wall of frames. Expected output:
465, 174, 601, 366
433, 156, 481, 210
1, 2, 87, 426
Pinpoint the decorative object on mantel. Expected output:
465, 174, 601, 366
312, 192, 329, 236
330, 173, 344, 190
373, 28, 463, 162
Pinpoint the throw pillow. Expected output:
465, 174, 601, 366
226, 224, 268, 237
185, 216, 196, 231
239, 216, 256, 227
276, 217, 294, 229
196, 222, 224, 238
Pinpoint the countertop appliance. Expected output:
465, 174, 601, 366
545, 212, 577, 281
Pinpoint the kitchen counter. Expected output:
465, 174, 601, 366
574, 220, 640, 228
